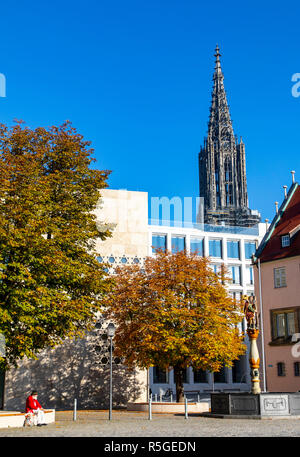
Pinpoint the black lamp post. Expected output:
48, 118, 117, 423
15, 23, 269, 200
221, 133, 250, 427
107, 322, 115, 420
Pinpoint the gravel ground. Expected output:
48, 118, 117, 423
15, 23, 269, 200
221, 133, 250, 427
0, 410, 300, 437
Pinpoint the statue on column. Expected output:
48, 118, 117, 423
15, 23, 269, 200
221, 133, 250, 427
243, 295, 261, 394
243, 295, 258, 330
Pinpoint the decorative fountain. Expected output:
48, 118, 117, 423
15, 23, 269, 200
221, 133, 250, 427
208, 296, 300, 418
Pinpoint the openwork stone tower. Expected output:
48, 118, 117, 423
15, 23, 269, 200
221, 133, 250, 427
199, 46, 260, 227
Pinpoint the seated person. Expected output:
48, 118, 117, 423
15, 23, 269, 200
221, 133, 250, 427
25, 390, 47, 426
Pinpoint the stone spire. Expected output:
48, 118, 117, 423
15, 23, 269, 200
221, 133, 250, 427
208, 44, 235, 148
198, 46, 261, 227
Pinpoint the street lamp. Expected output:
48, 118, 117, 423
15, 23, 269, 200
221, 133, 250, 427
107, 322, 115, 420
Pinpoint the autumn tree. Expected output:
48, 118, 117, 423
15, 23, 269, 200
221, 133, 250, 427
102, 249, 246, 402
0, 121, 112, 369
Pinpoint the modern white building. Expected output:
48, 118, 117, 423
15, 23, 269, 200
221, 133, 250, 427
96, 189, 267, 399
148, 218, 267, 397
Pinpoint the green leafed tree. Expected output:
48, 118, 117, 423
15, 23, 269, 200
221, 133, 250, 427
0, 121, 112, 369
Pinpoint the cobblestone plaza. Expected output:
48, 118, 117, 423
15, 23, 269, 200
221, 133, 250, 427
1, 410, 300, 437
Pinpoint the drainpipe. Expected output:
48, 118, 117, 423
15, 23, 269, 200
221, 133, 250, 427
258, 258, 267, 392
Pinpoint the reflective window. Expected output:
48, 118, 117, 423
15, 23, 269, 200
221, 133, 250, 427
133, 257, 140, 264
246, 266, 254, 285
229, 266, 241, 285
108, 256, 115, 263
190, 238, 204, 256
121, 257, 128, 264
153, 366, 169, 384
244, 242, 256, 259
209, 239, 222, 258
171, 236, 185, 253
152, 234, 167, 253
227, 240, 240, 259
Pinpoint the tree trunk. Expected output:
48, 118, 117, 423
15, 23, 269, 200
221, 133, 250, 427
173, 365, 185, 403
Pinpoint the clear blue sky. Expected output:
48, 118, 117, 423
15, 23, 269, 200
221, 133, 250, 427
0, 0, 300, 222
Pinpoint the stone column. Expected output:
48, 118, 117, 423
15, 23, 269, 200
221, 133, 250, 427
247, 328, 261, 394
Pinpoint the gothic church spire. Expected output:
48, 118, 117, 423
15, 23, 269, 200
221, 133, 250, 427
198, 46, 261, 227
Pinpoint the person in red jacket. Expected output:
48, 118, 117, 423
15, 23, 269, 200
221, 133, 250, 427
25, 391, 47, 426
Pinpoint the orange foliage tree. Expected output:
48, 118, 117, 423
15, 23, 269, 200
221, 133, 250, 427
102, 249, 246, 402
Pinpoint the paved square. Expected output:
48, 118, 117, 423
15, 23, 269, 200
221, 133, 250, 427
0, 410, 300, 437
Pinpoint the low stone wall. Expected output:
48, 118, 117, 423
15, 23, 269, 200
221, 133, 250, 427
0, 409, 55, 428
127, 402, 210, 413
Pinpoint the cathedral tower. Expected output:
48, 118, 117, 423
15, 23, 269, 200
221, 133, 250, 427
199, 46, 260, 227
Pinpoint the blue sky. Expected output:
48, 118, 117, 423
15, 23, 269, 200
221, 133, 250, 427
0, 0, 300, 222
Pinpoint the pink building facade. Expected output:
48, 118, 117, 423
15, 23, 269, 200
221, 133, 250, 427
254, 181, 300, 392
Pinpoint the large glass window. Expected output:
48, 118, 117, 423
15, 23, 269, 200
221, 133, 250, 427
246, 266, 254, 285
193, 368, 207, 383
229, 265, 241, 285
152, 234, 167, 253
244, 242, 256, 259
227, 240, 240, 259
213, 366, 226, 383
153, 366, 169, 384
190, 238, 204, 256
209, 239, 222, 258
232, 358, 246, 383
171, 236, 185, 253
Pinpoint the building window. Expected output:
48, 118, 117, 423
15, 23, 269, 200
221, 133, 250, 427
229, 265, 241, 285
190, 238, 204, 256
227, 240, 240, 259
211, 264, 221, 275
108, 256, 115, 263
274, 267, 287, 288
294, 362, 300, 377
281, 235, 290, 248
209, 239, 222, 258
230, 291, 242, 302
171, 236, 185, 253
193, 368, 207, 383
153, 367, 169, 384
271, 308, 298, 342
277, 362, 286, 377
246, 266, 254, 285
213, 366, 226, 383
152, 234, 167, 253
244, 242, 256, 259
232, 358, 246, 383
182, 368, 188, 384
